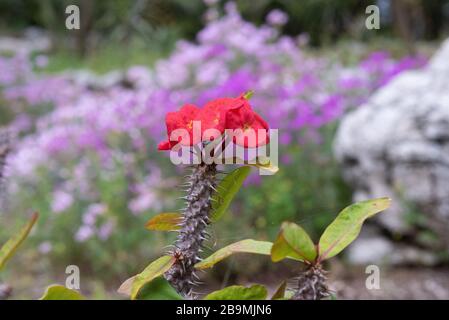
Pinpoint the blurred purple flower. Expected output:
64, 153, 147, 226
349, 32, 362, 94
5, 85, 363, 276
98, 221, 115, 241
266, 9, 289, 26
75, 225, 94, 242
51, 190, 73, 213
38, 241, 53, 254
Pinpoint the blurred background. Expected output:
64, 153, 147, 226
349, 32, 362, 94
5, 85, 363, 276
1, 0, 449, 299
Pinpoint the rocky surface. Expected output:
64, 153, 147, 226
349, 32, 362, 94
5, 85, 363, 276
330, 266, 449, 300
334, 38, 449, 264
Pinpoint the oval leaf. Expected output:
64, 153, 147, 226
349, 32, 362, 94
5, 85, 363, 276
204, 284, 267, 300
211, 166, 251, 222
132, 277, 183, 300
120, 255, 176, 300
271, 233, 304, 262
145, 213, 182, 231
0, 212, 38, 271
40, 285, 84, 300
195, 239, 272, 270
318, 197, 391, 261
271, 222, 316, 263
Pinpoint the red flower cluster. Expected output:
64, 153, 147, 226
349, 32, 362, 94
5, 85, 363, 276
158, 94, 269, 150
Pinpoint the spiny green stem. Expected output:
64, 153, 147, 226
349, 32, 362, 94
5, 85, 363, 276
164, 163, 217, 298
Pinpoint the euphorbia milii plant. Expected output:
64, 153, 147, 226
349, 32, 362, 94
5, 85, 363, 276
119, 92, 276, 299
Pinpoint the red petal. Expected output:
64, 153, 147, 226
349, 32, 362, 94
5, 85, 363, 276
225, 102, 255, 130
157, 140, 171, 151
165, 104, 201, 146
232, 112, 269, 147
199, 97, 246, 141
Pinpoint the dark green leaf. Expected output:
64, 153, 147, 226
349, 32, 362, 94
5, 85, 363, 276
118, 255, 176, 300
318, 197, 391, 261
204, 285, 267, 300
40, 285, 84, 300
134, 277, 183, 300
271, 222, 317, 263
211, 166, 251, 222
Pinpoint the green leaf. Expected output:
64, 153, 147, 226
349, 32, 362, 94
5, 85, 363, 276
271, 222, 317, 263
270, 281, 287, 300
145, 213, 182, 231
195, 239, 272, 270
204, 285, 267, 300
243, 90, 254, 100
118, 255, 176, 300
134, 277, 183, 300
221, 157, 279, 174
271, 233, 304, 262
249, 156, 279, 174
210, 166, 251, 222
0, 212, 38, 271
40, 285, 84, 300
318, 197, 391, 261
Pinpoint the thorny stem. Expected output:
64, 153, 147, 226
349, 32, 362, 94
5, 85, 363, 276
164, 163, 217, 298
292, 264, 331, 300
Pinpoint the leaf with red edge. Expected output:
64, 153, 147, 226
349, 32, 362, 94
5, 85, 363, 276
145, 213, 183, 231
0, 212, 38, 271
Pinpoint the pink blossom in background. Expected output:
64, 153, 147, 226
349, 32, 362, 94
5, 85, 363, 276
0, 6, 427, 243
75, 225, 94, 242
38, 241, 53, 254
98, 221, 115, 241
51, 190, 74, 213
266, 9, 289, 26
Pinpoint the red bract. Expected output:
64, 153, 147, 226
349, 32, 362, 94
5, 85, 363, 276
158, 94, 269, 150
158, 104, 201, 150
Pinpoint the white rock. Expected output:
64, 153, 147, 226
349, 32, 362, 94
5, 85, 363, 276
334, 38, 449, 261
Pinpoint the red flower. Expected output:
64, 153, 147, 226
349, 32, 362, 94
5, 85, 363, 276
158, 93, 269, 150
158, 104, 201, 150
199, 97, 244, 139
224, 96, 269, 147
